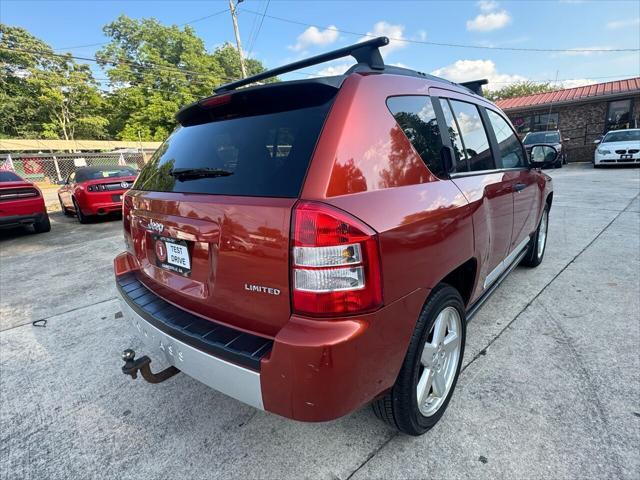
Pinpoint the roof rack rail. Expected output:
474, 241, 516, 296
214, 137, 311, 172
214, 36, 390, 94
459, 79, 488, 96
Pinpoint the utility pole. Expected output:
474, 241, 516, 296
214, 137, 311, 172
228, 0, 247, 78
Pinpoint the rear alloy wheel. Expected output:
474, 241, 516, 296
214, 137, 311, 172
73, 198, 90, 224
33, 213, 51, 233
372, 284, 466, 435
521, 206, 549, 267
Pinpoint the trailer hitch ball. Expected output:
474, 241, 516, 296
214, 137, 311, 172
121, 349, 180, 384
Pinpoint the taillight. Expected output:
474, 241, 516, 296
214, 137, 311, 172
123, 194, 133, 252
291, 201, 383, 316
123, 194, 132, 233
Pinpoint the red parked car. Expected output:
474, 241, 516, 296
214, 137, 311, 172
0, 170, 50, 233
58, 165, 137, 223
114, 38, 555, 435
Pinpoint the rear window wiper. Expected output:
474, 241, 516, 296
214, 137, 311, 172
169, 167, 234, 180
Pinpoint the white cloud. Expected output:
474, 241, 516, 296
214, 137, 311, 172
315, 62, 353, 77
558, 78, 597, 89
431, 59, 526, 91
478, 0, 499, 12
415, 29, 428, 41
606, 18, 640, 29
466, 10, 511, 31
360, 21, 407, 55
289, 25, 339, 52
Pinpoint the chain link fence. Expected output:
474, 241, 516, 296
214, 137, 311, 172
1, 151, 150, 213
0, 152, 148, 185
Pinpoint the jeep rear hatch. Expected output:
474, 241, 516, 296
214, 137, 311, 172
125, 81, 338, 337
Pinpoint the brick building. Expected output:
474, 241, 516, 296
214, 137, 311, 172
496, 77, 640, 162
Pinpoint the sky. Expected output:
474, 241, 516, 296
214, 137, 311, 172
1, 0, 639, 91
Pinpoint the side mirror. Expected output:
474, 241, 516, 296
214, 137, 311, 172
593, 139, 601, 145
563, 138, 570, 142
529, 144, 558, 167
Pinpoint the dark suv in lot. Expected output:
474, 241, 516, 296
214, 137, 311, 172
114, 38, 554, 435
523, 130, 567, 168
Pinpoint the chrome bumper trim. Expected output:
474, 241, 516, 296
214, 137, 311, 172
119, 294, 264, 410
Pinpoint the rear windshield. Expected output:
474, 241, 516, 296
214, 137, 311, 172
523, 132, 560, 144
76, 167, 136, 182
135, 89, 335, 198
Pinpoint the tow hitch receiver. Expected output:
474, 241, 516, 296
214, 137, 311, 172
121, 349, 180, 384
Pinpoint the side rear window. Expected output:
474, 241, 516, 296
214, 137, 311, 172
486, 110, 526, 169
134, 85, 336, 198
386, 96, 445, 178
448, 100, 494, 172
440, 100, 467, 173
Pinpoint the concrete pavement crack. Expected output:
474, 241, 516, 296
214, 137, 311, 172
345, 431, 399, 480
342, 192, 638, 480
0, 296, 118, 333
460, 192, 638, 375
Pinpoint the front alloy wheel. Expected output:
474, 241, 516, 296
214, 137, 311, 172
522, 206, 549, 267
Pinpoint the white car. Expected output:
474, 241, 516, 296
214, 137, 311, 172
594, 129, 640, 167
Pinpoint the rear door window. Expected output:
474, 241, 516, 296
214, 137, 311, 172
448, 100, 494, 172
134, 87, 336, 198
440, 100, 468, 173
486, 110, 526, 168
386, 96, 445, 178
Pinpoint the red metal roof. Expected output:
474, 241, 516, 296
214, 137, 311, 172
495, 77, 640, 111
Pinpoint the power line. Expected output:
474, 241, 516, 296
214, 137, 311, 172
7, 43, 637, 96
238, 7, 640, 53
52, 7, 230, 52
0, 45, 238, 83
179, 7, 230, 27
247, 0, 271, 58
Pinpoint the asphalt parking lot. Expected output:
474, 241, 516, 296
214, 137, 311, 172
1, 164, 638, 480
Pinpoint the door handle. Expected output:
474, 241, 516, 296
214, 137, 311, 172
513, 182, 526, 192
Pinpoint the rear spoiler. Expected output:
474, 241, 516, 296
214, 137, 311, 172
215, 37, 390, 94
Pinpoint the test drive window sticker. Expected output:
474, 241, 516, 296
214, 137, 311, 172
153, 235, 192, 276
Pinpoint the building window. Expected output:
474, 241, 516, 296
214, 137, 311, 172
605, 99, 633, 131
532, 113, 558, 131
512, 112, 559, 134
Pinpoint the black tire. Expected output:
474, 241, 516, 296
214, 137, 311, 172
33, 213, 51, 233
372, 284, 466, 436
72, 197, 90, 224
521, 205, 549, 267
59, 195, 72, 216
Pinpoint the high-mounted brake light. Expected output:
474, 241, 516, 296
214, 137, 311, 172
200, 94, 232, 108
291, 201, 383, 316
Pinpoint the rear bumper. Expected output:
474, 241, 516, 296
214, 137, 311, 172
0, 211, 46, 228
119, 291, 264, 409
115, 253, 426, 422
82, 200, 123, 215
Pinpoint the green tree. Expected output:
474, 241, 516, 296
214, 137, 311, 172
97, 16, 269, 141
1, 24, 108, 140
485, 81, 557, 102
